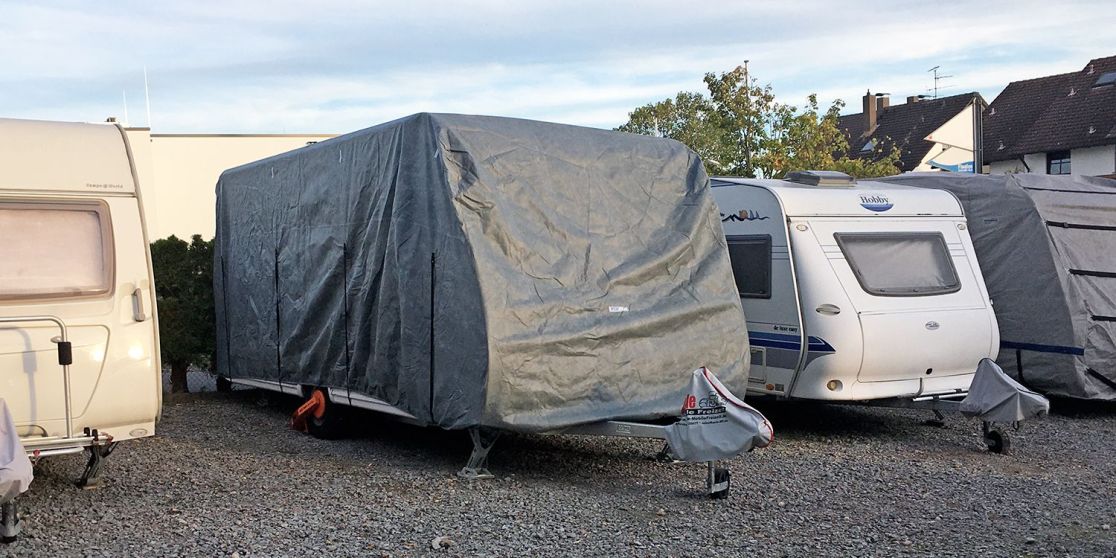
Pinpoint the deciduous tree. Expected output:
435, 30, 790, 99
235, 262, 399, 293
618, 65, 902, 179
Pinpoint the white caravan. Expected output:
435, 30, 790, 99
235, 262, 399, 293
0, 118, 160, 488
712, 171, 999, 403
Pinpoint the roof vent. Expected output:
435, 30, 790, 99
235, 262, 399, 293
786, 170, 857, 187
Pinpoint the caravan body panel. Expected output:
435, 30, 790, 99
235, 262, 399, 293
713, 177, 998, 401
0, 118, 160, 448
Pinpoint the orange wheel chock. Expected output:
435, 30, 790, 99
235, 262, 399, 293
291, 389, 327, 432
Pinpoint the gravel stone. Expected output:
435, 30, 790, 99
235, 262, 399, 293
2, 390, 1114, 557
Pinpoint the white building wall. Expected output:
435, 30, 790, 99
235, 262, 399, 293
1023, 153, 1046, 175
125, 130, 335, 240
987, 145, 1115, 177
988, 159, 1027, 174
915, 103, 976, 172
1071, 144, 1116, 176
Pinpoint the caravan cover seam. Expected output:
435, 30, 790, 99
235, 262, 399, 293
1000, 340, 1085, 356
1046, 221, 1116, 232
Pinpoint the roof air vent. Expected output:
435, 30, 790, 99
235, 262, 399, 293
786, 170, 857, 187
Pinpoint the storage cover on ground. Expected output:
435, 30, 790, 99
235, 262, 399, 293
880, 173, 1116, 400
0, 400, 32, 503
214, 113, 749, 430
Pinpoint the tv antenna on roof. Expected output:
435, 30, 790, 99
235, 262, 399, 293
928, 66, 953, 99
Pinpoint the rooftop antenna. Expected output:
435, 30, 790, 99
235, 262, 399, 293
122, 89, 129, 127
143, 66, 153, 129
928, 66, 953, 99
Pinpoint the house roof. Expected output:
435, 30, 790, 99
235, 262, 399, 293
838, 92, 983, 172
985, 55, 1116, 163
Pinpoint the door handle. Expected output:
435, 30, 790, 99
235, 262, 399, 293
132, 288, 148, 322
815, 304, 841, 316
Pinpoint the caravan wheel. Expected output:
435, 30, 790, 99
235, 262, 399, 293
984, 429, 1011, 455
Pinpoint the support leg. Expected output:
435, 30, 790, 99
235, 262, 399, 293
706, 461, 731, 499
458, 428, 500, 480
923, 409, 947, 428
654, 442, 678, 463
76, 442, 117, 490
0, 501, 19, 543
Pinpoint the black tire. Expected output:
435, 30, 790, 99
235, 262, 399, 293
306, 391, 349, 440
710, 467, 731, 500
984, 430, 1011, 454
215, 376, 233, 393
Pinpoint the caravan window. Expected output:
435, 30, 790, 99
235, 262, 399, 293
0, 201, 114, 300
835, 232, 960, 297
726, 235, 772, 299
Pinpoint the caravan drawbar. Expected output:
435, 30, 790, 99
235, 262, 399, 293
712, 171, 999, 402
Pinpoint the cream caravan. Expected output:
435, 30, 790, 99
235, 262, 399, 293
712, 171, 999, 402
0, 118, 160, 488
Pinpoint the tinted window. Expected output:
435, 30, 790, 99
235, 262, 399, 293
835, 232, 960, 297
726, 235, 771, 298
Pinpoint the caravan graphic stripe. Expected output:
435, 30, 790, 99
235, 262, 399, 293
748, 332, 835, 353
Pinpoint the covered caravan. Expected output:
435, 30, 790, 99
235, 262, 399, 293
214, 113, 751, 432
879, 173, 1116, 400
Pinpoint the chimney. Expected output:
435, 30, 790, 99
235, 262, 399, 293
907, 95, 921, 104
876, 93, 890, 113
863, 90, 877, 131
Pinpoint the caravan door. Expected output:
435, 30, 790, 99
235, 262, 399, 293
808, 218, 996, 388
713, 183, 804, 396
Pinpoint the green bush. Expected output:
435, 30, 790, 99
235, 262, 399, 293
150, 235, 214, 393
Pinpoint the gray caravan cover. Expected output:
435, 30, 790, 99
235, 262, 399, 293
880, 173, 1116, 400
214, 113, 750, 431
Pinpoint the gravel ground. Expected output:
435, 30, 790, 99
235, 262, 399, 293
2, 390, 1114, 558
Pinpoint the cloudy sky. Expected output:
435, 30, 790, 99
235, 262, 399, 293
3, 0, 1114, 133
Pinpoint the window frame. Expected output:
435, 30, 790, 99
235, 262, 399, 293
725, 234, 773, 299
1046, 150, 1071, 175
834, 232, 961, 297
0, 199, 116, 302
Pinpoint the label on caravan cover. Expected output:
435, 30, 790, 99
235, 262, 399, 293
859, 194, 893, 212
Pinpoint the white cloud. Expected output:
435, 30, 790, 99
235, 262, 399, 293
1, 0, 1113, 132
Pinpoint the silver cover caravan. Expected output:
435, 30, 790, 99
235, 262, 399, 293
214, 113, 750, 431
880, 173, 1116, 400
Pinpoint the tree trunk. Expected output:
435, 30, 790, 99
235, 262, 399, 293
170, 361, 190, 393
